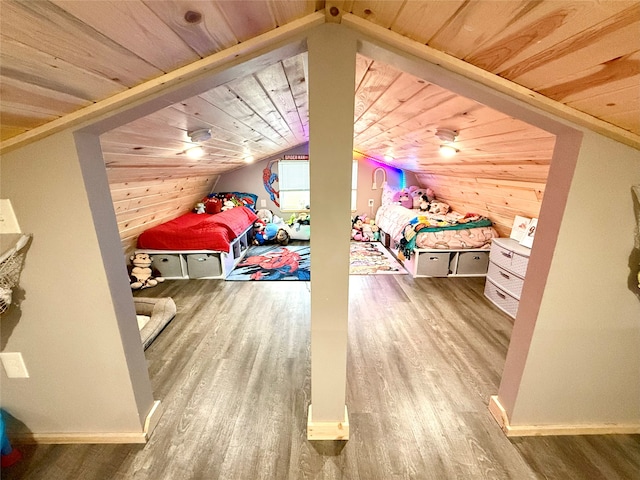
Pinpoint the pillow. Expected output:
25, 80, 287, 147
381, 183, 398, 206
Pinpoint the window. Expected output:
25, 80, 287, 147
279, 160, 310, 211
278, 159, 358, 212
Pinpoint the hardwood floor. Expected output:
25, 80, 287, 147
3, 275, 639, 479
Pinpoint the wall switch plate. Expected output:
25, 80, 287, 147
260, 199, 266, 207
368, 199, 374, 207
0, 352, 30, 378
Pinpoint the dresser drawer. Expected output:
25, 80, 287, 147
186, 253, 222, 278
487, 261, 525, 299
416, 251, 451, 277
484, 278, 519, 319
490, 241, 529, 277
149, 253, 184, 278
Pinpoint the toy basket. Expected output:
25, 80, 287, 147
0, 234, 31, 315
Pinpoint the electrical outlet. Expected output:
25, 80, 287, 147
368, 199, 374, 207
0, 352, 30, 378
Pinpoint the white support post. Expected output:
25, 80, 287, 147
307, 24, 356, 440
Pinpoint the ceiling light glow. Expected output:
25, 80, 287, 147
186, 146, 205, 158
439, 145, 458, 157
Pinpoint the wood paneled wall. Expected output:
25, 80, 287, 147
416, 173, 545, 238
109, 174, 218, 255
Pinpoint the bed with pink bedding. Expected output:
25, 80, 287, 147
137, 206, 258, 252
375, 203, 498, 253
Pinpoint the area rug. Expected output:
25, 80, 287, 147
350, 242, 407, 275
226, 245, 310, 281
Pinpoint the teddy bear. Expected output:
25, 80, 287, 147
128, 253, 164, 290
194, 202, 206, 214
256, 208, 273, 224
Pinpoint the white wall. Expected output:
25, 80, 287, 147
0, 131, 154, 436
504, 131, 640, 426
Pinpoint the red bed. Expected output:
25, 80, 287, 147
137, 206, 258, 252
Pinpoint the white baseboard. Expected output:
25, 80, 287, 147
489, 395, 640, 437
144, 400, 163, 440
307, 404, 349, 440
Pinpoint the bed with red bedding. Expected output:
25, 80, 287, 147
137, 206, 258, 252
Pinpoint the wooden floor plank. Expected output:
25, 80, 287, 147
3, 275, 639, 479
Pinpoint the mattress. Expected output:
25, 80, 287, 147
137, 206, 258, 252
375, 203, 498, 251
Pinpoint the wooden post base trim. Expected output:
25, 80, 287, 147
307, 405, 349, 440
144, 400, 163, 440
489, 395, 640, 437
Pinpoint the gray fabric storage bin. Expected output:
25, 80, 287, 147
416, 251, 451, 277
456, 251, 489, 275
187, 253, 222, 278
152, 254, 184, 278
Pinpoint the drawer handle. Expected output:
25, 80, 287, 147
429, 257, 440, 261
499, 270, 510, 279
501, 251, 513, 259
197, 258, 206, 262
473, 256, 481, 260
161, 258, 169, 262
496, 290, 507, 299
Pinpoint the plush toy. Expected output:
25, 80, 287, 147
419, 195, 430, 212
194, 202, 206, 214
202, 195, 221, 214
128, 253, 164, 290
253, 220, 281, 245
221, 200, 235, 211
351, 215, 371, 242
275, 228, 290, 246
296, 212, 310, 225
256, 208, 273, 224
392, 189, 413, 209
428, 201, 450, 215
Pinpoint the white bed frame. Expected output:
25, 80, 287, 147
136, 225, 253, 280
380, 229, 490, 278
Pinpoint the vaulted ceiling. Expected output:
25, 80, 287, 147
1, 0, 638, 181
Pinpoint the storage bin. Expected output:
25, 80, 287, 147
489, 240, 529, 277
151, 253, 184, 278
487, 261, 525, 298
455, 251, 489, 275
484, 278, 519, 319
186, 253, 222, 278
416, 251, 451, 277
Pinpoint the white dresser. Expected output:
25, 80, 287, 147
484, 237, 531, 319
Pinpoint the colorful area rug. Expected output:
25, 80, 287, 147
227, 245, 310, 281
350, 242, 407, 275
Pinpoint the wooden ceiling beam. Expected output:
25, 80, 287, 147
342, 13, 640, 151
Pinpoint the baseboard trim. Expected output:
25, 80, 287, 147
144, 400, 163, 440
12, 432, 147, 444
489, 395, 640, 437
307, 405, 349, 440
11, 400, 163, 445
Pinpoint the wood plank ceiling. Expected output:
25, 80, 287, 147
1, 0, 638, 249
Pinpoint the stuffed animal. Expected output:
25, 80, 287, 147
256, 208, 273, 224
428, 201, 450, 215
194, 202, 206, 214
351, 215, 371, 242
419, 195, 430, 212
128, 253, 164, 290
253, 220, 281, 245
275, 228, 290, 246
392, 189, 413, 209
221, 200, 235, 211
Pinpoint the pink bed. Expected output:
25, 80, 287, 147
137, 206, 258, 252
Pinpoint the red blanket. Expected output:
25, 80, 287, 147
137, 207, 258, 252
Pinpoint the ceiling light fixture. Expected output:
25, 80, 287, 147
244, 156, 255, 164
439, 145, 458, 157
187, 128, 212, 143
435, 128, 457, 143
186, 146, 205, 159
384, 154, 394, 163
